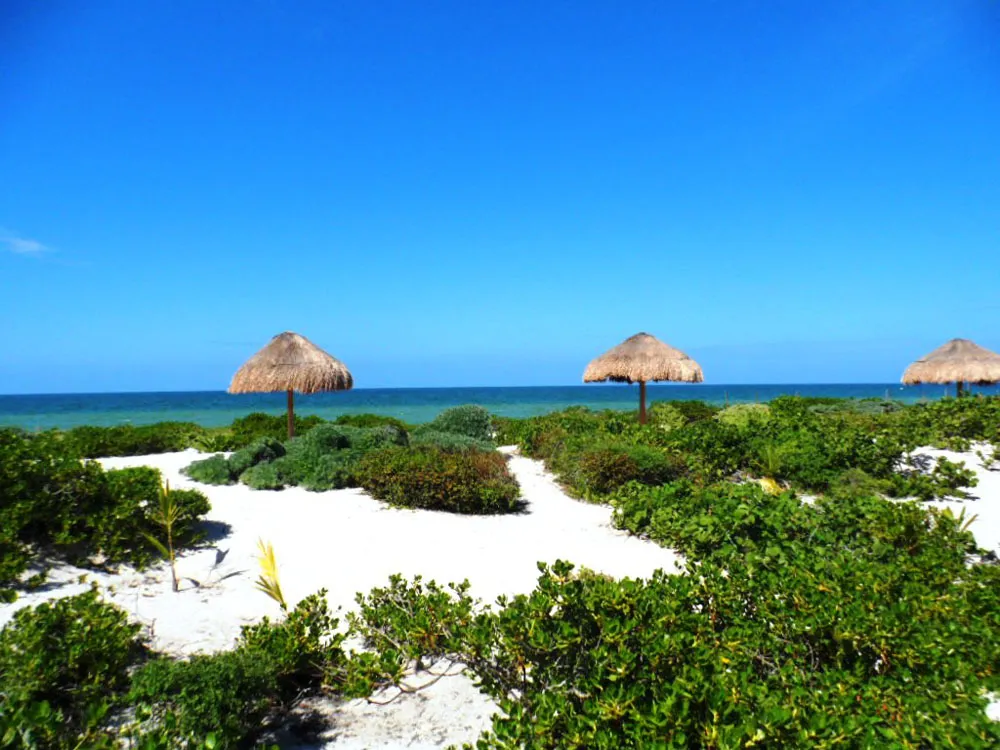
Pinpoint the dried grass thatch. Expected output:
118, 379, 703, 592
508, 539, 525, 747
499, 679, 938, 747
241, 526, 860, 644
229, 331, 353, 395
901, 338, 1000, 386
584, 332, 704, 384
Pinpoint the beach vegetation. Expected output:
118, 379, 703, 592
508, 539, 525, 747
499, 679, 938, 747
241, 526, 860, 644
497, 396, 997, 499
228, 411, 325, 445
182, 453, 235, 485
143, 481, 184, 592
423, 404, 494, 442
333, 413, 413, 431
408, 428, 495, 452
357, 446, 520, 514
62, 421, 206, 458
178, 406, 514, 511
254, 539, 287, 612
0, 589, 146, 748
130, 590, 344, 748
348, 476, 1000, 748
0, 429, 211, 600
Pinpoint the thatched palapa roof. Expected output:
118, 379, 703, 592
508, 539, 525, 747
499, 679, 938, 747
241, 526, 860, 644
901, 338, 1000, 385
584, 332, 704, 384
229, 331, 353, 394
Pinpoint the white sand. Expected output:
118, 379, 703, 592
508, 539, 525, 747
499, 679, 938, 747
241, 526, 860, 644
2, 445, 997, 745
0, 447, 679, 748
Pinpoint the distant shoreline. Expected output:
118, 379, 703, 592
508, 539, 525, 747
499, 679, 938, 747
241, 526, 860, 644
2, 383, 997, 431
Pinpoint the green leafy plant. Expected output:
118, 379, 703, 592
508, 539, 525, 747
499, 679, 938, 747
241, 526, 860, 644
129, 591, 344, 748
182, 453, 235, 485
0, 589, 146, 747
143, 480, 182, 592
358, 446, 520, 514
424, 405, 494, 442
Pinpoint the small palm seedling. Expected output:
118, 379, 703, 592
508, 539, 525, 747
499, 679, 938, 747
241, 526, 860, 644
254, 538, 287, 612
144, 480, 182, 592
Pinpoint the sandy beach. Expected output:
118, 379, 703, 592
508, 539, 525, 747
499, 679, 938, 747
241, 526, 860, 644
2, 444, 997, 746
0, 447, 681, 747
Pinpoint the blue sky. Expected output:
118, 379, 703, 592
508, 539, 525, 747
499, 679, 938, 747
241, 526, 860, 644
2, 0, 998, 393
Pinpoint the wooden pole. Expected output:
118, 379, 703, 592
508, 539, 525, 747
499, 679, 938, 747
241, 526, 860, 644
639, 381, 647, 424
287, 389, 295, 439
957, 381, 964, 398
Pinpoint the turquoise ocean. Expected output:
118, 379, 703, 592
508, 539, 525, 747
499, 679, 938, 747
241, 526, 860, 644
1, 384, 997, 431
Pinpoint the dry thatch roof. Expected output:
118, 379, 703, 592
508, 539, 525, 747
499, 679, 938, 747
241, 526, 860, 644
583, 332, 704, 384
229, 332, 353, 394
901, 338, 1000, 385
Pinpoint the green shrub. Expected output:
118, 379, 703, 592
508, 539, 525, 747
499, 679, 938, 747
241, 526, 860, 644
231, 425, 409, 493
228, 412, 325, 446
241, 462, 287, 491
227, 437, 286, 476
130, 591, 344, 748
334, 413, 412, 431
0, 430, 211, 597
182, 453, 235, 485
408, 428, 495, 452
62, 422, 206, 458
573, 444, 686, 497
646, 402, 687, 433
425, 405, 493, 442
652, 399, 720, 423
298, 451, 362, 491
99, 467, 210, 565
886, 456, 979, 501
358, 446, 520, 514
353, 550, 1000, 749
715, 402, 772, 430
0, 589, 145, 746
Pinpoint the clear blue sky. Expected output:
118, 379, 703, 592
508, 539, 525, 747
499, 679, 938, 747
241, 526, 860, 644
2, 0, 998, 393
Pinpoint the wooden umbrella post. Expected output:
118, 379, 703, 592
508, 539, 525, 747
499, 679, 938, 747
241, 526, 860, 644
287, 389, 295, 439
957, 381, 964, 398
639, 380, 647, 424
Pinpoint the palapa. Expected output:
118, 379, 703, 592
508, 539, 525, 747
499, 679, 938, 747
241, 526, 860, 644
902, 338, 1000, 397
229, 331, 353, 437
584, 332, 703, 424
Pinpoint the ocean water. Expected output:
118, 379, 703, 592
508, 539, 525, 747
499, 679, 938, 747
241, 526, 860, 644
1, 383, 996, 431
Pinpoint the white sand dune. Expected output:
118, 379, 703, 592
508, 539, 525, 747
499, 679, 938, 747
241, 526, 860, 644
0, 447, 680, 747
2, 445, 997, 746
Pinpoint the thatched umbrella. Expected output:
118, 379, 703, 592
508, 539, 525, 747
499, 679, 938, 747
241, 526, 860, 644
229, 332, 353, 438
583, 332, 704, 424
901, 338, 1000, 397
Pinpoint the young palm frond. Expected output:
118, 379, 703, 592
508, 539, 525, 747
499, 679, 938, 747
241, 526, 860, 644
254, 538, 287, 611
144, 480, 181, 592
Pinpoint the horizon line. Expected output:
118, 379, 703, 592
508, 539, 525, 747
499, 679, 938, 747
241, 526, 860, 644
0, 382, 957, 398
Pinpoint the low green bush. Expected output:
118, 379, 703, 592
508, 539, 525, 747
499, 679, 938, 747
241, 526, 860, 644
240, 462, 287, 491
334, 413, 412, 431
425, 405, 493, 442
646, 402, 687, 433
715, 402, 772, 430
0, 430, 212, 598
62, 422, 206, 458
408, 428, 495, 452
0, 589, 146, 747
358, 446, 520, 514
227, 437, 286, 476
652, 399, 720, 423
182, 453, 235, 485
130, 591, 344, 748
298, 451, 363, 491
351, 501, 1000, 750
572, 444, 686, 497
229, 412, 325, 446
886, 456, 979, 501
